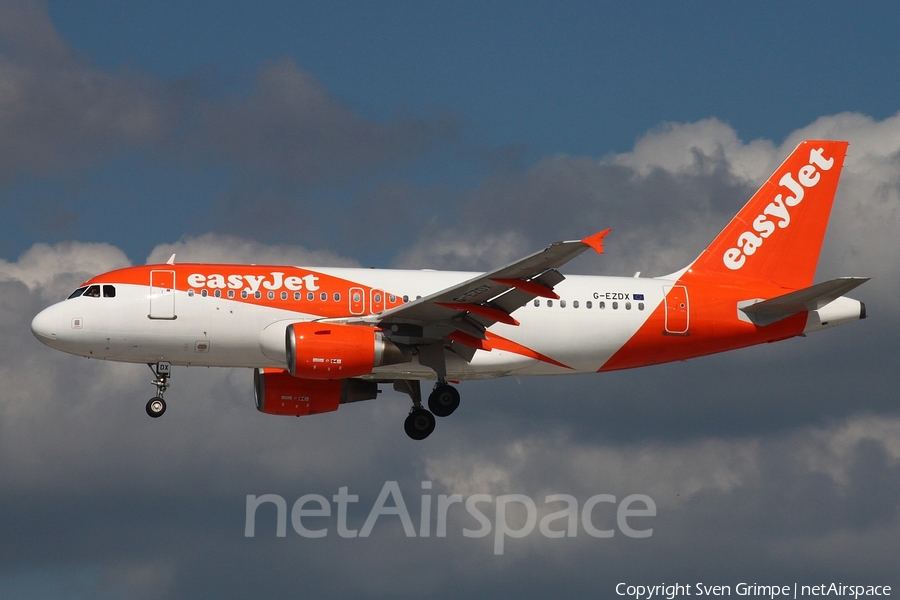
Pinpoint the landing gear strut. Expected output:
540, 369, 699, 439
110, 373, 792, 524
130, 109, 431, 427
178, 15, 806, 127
146, 361, 171, 418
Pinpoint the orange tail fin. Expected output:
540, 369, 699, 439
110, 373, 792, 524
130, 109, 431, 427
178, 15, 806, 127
689, 140, 848, 289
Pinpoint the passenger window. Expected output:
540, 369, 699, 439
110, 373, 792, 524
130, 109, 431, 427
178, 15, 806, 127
586, 301, 592, 309
334, 293, 341, 302
294, 292, 300, 301
533, 299, 540, 307
241, 290, 248, 299
560, 300, 566, 308
599, 301, 606, 309
638, 302, 644, 311
201, 289, 208, 297
84, 285, 101, 298
389, 294, 397, 303
547, 300, 553, 307
227, 290, 234, 299
625, 302, 631, 310
67, 286, 87, 299
307, 292, 314, 301
374, 293, 382, 303
281, 291, 288, 300
573, 300, 579, 308
612, 301, 618, 310
403, 295, 409, 303
320, 292, 327, 301
102, 285, 116, 298
254, 291, 261, 299
267, 291, 274, 300
215, 290, 222, 298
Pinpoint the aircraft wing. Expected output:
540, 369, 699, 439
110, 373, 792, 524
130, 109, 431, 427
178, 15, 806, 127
346, 229, 610, 352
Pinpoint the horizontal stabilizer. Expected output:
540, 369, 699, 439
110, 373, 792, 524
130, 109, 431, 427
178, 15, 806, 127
740, 277, 869, 326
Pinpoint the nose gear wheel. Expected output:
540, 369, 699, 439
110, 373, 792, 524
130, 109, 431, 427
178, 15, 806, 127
146, 362, 171, 418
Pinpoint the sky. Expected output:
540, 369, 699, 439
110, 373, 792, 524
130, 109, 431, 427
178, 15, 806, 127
1, 0, 900, 598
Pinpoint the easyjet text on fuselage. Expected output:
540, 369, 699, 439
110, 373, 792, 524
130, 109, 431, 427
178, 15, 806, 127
186, 271, 321, 294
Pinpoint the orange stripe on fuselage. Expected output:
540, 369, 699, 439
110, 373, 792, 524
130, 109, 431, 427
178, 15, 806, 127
486, 332, 574, 370
84, 264, 406, 318
599, 273, 806, 372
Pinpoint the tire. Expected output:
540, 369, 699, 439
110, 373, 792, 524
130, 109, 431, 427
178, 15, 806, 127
146, 397, 167, 418
427, 384, 460, 418
404, 408, 436, 440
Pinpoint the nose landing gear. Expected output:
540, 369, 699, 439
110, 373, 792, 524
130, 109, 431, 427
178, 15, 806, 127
146, 361, 171, 418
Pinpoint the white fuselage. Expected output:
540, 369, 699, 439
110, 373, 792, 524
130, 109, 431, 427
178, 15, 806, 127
32, 267, 670, 380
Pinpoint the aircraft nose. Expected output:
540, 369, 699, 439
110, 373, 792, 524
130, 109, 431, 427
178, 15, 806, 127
31, 306, 59, 345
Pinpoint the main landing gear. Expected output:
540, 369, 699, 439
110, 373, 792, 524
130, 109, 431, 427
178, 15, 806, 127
146, 361, 171, 418
395, 379, 460, 440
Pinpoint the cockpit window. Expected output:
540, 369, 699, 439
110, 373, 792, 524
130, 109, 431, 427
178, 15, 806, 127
66, 284, 115, 299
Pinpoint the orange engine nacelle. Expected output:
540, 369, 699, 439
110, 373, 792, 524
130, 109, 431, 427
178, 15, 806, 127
286, 322, 409, 379
254, 368, 379, 416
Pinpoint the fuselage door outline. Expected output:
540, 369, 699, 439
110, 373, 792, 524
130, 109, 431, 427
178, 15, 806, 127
349, 287, 365, 315
149, 270, 177, 320
663, 285, 689, 335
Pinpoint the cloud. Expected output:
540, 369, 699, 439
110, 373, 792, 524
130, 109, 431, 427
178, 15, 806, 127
1, 1, 445, 188
393, 230, 530, 271
0, 0, 176, 183
193, 59, 456, 186
0, 240, 130, 301
144, 233, 360, 268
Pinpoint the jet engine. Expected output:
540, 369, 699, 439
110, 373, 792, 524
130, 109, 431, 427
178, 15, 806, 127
254, 368, 379, 416
286, 322, 410, 379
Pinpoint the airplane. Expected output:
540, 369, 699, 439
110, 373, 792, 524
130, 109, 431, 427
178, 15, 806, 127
31, 140, 867, 440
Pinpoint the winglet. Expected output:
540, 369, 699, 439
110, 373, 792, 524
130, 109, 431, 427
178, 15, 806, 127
581, 229, 611, 254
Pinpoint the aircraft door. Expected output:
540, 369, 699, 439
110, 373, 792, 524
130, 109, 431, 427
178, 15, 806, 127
663, 285, 689, 334
150, 270, 176, 320
349, 287, 365, 315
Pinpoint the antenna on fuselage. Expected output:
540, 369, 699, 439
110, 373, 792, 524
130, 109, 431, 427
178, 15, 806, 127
166, 254, 176, 265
